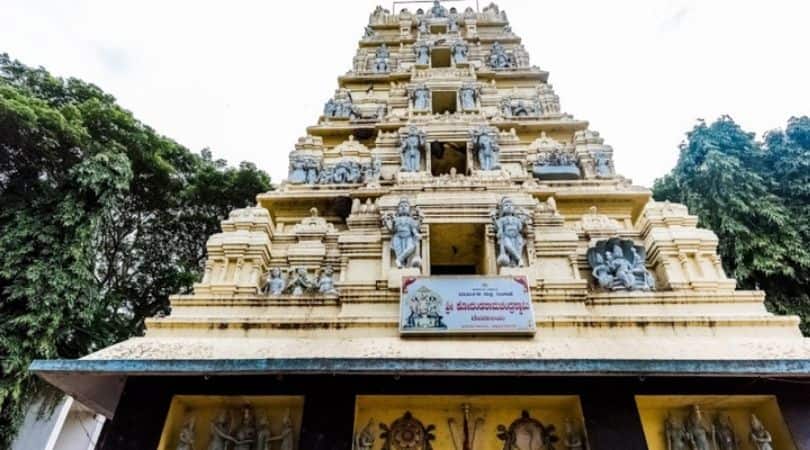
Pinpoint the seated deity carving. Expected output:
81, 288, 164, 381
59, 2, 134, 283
428, 0, 448, 18
488, 41, 516, 69
382, 199, 423, 269
374, 44, 391, 72
532, 148, 581, 180
288, 155, 320, 184
501, 96, 542, 117
284, 267, 316, 295
470, 126, 500, 171
399, 126, 426, 172
491, 197, 530, 268
587, 238, 655, 291
497, 410, 558, 450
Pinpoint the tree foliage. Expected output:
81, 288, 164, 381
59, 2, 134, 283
0, 54, 271, 446
653, 116, 810, 334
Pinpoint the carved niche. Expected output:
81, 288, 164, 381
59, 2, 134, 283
497, 410, 559, 450
380, 411, 436, 450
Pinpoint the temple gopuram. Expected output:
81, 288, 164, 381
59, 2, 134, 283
32, 2, 810, 449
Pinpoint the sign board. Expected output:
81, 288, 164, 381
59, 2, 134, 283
399, 276, 536, 335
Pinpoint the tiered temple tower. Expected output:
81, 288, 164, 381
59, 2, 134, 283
33, 3, 810, 449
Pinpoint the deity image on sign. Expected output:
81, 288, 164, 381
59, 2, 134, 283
284, 267, 316, 295
176, 415, 195, 450
412, 84, 431, 110
399, 126, 426, 172
382, 199, 423, 269
374, 44, 391, 72
380, 411, 436, 450
685, 405, 712, 450
491, 197, 529, 268
318, 265, 339, 295
232, 406, 257, 450
497, 410, 558, 450
562, 418, 584, 450
451, 40, 468, 64
354, 418, 376, 450
470, 126, 500, 170
459, 84, 478, 110
403, 286, 446, 329
263, 267, 285, 295
587, 238, 655, 291
714, 415, 738, 450
488, 41, 515, 69
288, 155, 320, 184
664, 413, 689, 450
749, 415, 773, 450
414, 41, 431, 65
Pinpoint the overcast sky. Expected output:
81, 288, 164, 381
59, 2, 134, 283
2, 0, 808, 187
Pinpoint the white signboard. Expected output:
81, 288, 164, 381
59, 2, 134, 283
399, 276, 536, 335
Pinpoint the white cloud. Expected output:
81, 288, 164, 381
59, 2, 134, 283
2, 0, 808, 187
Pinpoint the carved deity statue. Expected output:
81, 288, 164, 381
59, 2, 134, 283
399, 126, 426, 172
284, 267, 315, 295
364, 157, 382, 184
488, 41, 514, 69
665, 414, 689, 450
471, 127, 500, 170
562, 418, 584, 450
374, 44, 391, 72
382, 199, 423, 269
459, 84, 478, 110
354, 418, 376, 450
414, 41, 431, 65
256, 415, 272, 450
176, 415, 195, 450
749, 415, 773, 450
497, 410, 558, 450
428, 0, 448, 18
491, 197, 529, 268
448, 13, 459, 32
587, 238, 655, 291
263, 268, 286, 295
288, 155, 320, 184
412, 84, 431, 110
232, 407, 257, 450
269, 410, 295, 450
714, 415, 738, 450
318, 265, 339, 295
208, 411, 236, 450
686, 405, 712, 450
451, 40, 468, 64
593, 151, 613, 178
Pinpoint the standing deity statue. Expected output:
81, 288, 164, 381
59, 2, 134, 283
232, 407, 257, 450
284, 267, 315, 295
263, 268, 285, 295
562, 418, 584, 450
318, 265, 339, 295
665, 413, 689, 450
593, 151, 613, 178
414, 41, 431, 65
748, 415, 773, 450
459, 84, 478, 110
428, 0, 448, 18
269, 410, 295, 450
176, 416, 195, 450
451, 40, 468, 64
354, 418, 376, 450
713, 415, 738, 450
587, 238, 654, 291
208, 411, 236, 450
374, 44, 390, 72
471, 127, 500, 170
256, 415, 272, 450
412, 84, 431, 110
399, 126, 426, 172
686, 405, 712, 450
491, 197, 529, 268
382, 199, 423, 269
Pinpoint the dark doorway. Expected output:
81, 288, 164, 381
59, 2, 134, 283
430, 142, 467, 176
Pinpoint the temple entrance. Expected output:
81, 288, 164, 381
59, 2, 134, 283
429, 223, 486, 275
430, 141, 467, 176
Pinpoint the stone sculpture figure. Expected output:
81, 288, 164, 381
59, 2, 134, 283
380, 411, 436, 450
593, 152, 613, 178
318, 265, 339, 295
289, 155, 320, 184
749, 415, 773, 450
665, 414, 689, 450
686, 405, 712, 450
562, 418, 584, 450
459, 84, 478, 110
497, 410, 558, 450
364, 157, 382, 184
354, 418, 376, 450
232, 407, 257, 450
451, 40, 468, 64
714, 415, 738, 450
269, 411, 295, 450
256, 415, 272, 450
374, 44, 391, 72
176, 415, 195, 450
586, 238, 655, 291
284, 267, 315, 295
412, 84, 431, 110
488, 41, 514, 69
471, 127, 500, 170
208, 411, 236, 450
414, 41, 431, 65
491, 197, 529, 268
400, 126, 426, 172
428, 0, 448, 18
448, 13, 459, 32
330, 160, 362, 184
263, 268, 285, 295
382, 199, 423, 269
323, 98, 337, 117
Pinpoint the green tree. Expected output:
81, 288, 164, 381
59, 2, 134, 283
0, 54, 271, 446
653, 116, 810, 333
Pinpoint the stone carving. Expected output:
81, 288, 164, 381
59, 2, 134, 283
593, 151, 613, 178
288, 155, 320, 184
323, 90, 355, 119
291, 157, 381, 185
414, 40, 431, 65
382, 199, 423, 269
459, 83, 478, 110
176, 415, 195, 450
483, 2, 508, 21
318, 265, 339, 295
354, 418, 376, 450
562, 418, 585, 450
497, 410, 559, 450
284, 267, 316, 295
501, 96, 542, 117
533, 148, 580, 180
714, 415, 738, 450
209, 411, 237, 450
427, 0, 448, 18
665, 413, 689, 450
470, 126, 501, 170
363, 157, 382, 184
451, 40, 468, 64
491, 197, 530, 268
400, 126, 426, 172
578, 206, 620, 236
256, 415, 272, 450
374, 44, 391, 72
364, 25, 376, 38
412, 84, 431, 110
418, 18, 429, 34
233, 406, 257, 450
587, 238, 655, 291
330, 159, 363, 184
270, 410, 295, 450
447, 403, 484, 450
448, 13, 459, 32
488, 41, 515, 69
685, 405, 712, 450
263, 268, 286, 295
748, 415, 773, 450
380, 411, 436, 450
